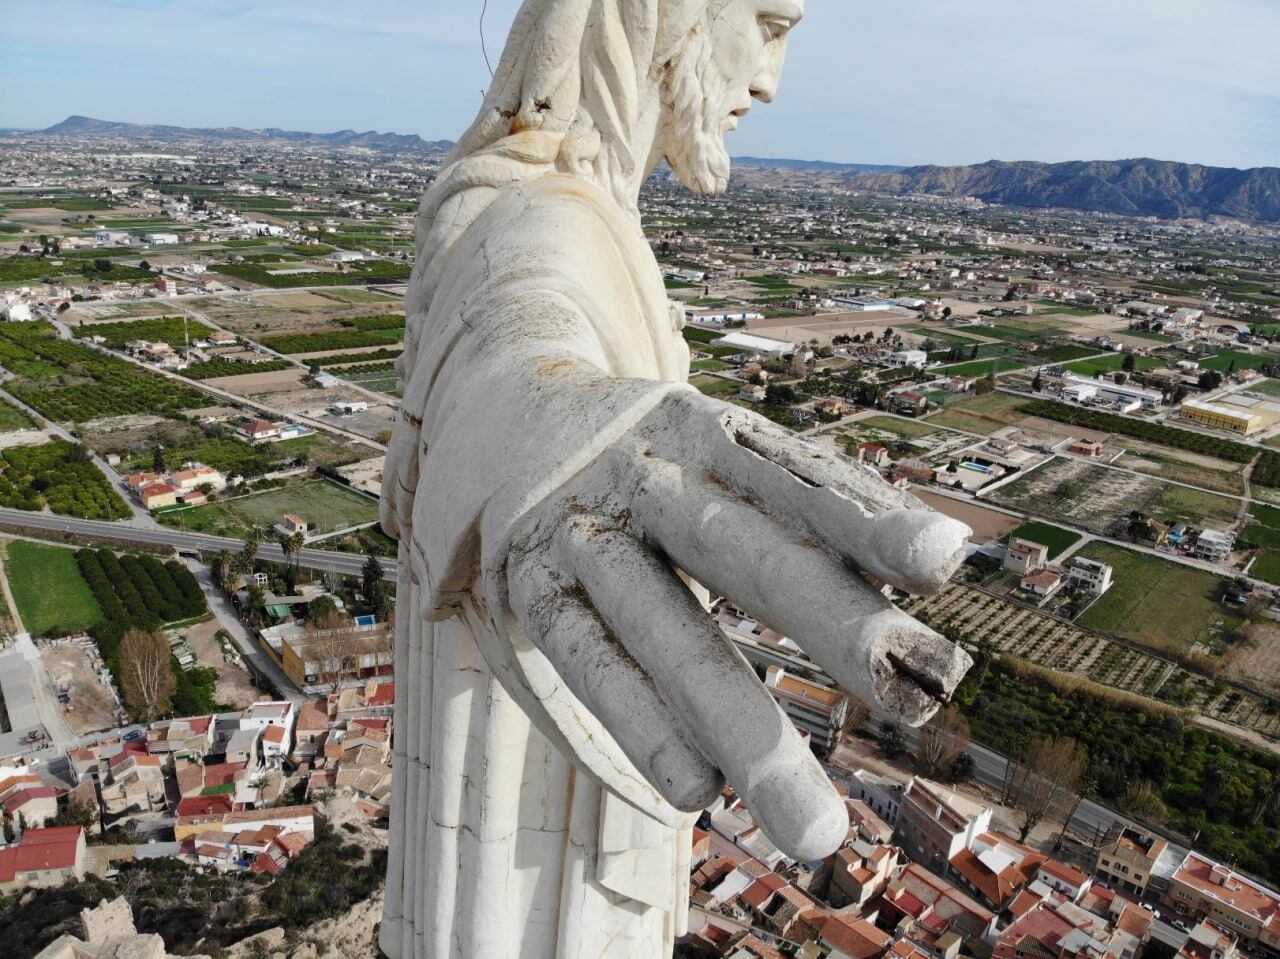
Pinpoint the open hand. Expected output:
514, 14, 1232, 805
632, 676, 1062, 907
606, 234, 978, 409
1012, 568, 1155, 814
502, 388, 972, 860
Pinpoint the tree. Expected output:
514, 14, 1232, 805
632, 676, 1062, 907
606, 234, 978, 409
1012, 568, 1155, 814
1003, 735, 1088, 842
1122, 779, 1167, 824
307, 608, 357, 692
151, 446, 165, 472
878, 719, 906, 759
913, 707, 970, 780
118, 627, 176, 721
950, 752, 975, 784
1198, 370, 1223, 391
1032, 370, 1043, 392
362, 553, 385, 603
1122, 353, 1136, 373
139, 259, 152, 271
278, 529, 305, 574
974, 376, 996, 395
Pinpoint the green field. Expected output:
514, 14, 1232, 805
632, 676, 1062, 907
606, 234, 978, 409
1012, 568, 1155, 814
691, 374, 739, 397
1239, 504, 1280, 551
4, 541, 102, 637
930, 358, 1027, 377
339, 367, 400, 396
1004, 521, 1081, 560
857, 415, 939, 438
0, 401, 33, 433
158, 480, 379, 537
73, 315, 214, 349
925, 391, 1027, 435
1251, 549, 1280, 586
1064, 353, 1161, 376
1244, 379, 1280, 398
1123, 329, 1176, 343
318, 289, 400, 305
1199, 350, 1274, 373
1075, 541, 1237, 653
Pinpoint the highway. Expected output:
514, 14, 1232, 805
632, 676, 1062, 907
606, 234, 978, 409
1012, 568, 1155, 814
0, 506, 398, 580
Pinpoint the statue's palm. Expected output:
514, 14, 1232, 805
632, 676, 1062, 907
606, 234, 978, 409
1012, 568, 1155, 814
488, 387, 972, 860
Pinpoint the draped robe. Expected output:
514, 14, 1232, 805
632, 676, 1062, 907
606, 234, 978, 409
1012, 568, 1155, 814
379, 162, 704, 959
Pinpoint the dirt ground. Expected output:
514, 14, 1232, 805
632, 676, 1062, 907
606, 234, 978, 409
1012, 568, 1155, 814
205, 369, 306, 394
41, 642, 121, 734
913, 490, 1021, 543
252, 291, 337, 310
183, 618, 259, 707
1220, 621, 1280, 698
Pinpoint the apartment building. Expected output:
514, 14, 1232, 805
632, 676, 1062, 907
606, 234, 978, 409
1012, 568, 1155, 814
763, 667, 848, 754
1094, 824, 1167, 897
1068, 557, 1114, 595
1164, 852, 1280, 955
894, 778, 993, 874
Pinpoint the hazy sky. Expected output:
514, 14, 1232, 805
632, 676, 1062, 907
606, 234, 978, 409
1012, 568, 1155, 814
3, 0, 1278, 169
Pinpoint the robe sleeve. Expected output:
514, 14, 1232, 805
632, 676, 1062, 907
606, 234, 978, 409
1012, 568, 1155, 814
384, 173, 691, 616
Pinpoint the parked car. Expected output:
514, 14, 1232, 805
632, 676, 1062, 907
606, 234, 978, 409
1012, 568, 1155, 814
122, 729, 143, 743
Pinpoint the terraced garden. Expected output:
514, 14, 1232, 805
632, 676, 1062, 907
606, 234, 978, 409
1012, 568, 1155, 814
907, 582, 1280, 739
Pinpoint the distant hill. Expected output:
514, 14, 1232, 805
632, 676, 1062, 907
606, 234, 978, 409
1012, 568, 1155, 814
734, 156, 905, 174
847, 158, 1280, 223
36, 115, 454, 154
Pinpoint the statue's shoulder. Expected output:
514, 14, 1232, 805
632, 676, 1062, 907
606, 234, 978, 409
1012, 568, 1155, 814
479, 174, 639, 255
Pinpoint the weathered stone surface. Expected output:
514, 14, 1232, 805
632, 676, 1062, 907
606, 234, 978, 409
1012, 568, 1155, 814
380, 1, 973, 957
81, 897, 137, 943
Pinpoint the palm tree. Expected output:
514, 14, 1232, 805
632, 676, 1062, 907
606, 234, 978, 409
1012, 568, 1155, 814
278, 530, 305, 574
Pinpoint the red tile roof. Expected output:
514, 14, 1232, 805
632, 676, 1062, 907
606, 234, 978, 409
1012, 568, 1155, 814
11, 826, 83, 873
817, 914, 893, 959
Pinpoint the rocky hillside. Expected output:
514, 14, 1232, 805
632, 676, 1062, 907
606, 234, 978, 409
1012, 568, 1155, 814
38, 115, 453, 154
848, 158, 1280, 223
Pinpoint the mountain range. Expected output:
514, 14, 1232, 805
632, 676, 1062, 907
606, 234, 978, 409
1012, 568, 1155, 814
842, 158, 1280, 224
35, 115, 454, 154
23, 117, 1280, 223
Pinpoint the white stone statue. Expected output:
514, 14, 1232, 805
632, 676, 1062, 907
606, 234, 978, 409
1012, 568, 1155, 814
379, 1, 973, 956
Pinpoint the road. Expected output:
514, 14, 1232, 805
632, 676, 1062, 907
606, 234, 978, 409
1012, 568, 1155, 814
869, 707, 1189, 860
0, 506, 397, 580
181, 557, 304, 703
13, 631, 78, 750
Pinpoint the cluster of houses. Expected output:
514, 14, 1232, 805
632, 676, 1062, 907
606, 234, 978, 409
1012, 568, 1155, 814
681, 768, 1280, 959
1002, 538, 1114, 606
124, 461, 227, 510
0, 685, 394, 887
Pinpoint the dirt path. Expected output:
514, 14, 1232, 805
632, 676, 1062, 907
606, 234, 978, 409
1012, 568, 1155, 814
1194, 714, 1280, 760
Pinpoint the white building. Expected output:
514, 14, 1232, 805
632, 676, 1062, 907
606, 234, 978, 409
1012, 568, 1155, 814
330, 250, 364, 263
883, 349, 928, 369
712, 331, 795, 356
1194, 529, 1234, 563
144, 233, 179, 245
0, 295, 33, 322
94, 229, 134, 246
1068, 557, 1113, 595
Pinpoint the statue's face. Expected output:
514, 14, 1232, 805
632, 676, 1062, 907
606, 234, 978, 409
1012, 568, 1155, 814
662, 0, 803, 194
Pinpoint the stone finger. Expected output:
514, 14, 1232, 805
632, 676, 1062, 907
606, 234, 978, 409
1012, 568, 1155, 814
629, 457, 973, 726
557, 521, 848, 862
507, 547, 724, 811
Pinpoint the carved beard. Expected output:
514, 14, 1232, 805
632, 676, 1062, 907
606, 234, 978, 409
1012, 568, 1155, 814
660, 22, 733, 195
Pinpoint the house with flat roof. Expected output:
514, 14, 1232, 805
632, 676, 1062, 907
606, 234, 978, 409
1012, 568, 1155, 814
1094, 824, 1167, 897
1164, 852, 1280, 954
764, 667, 848, 755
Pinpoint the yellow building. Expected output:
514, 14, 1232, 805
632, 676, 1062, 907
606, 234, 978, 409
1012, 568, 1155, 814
1179, 399, 1262, 435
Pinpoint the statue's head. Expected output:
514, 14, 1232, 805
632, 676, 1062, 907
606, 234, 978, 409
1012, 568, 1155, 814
439, 0, 802, 207
658, 0, 803, 194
